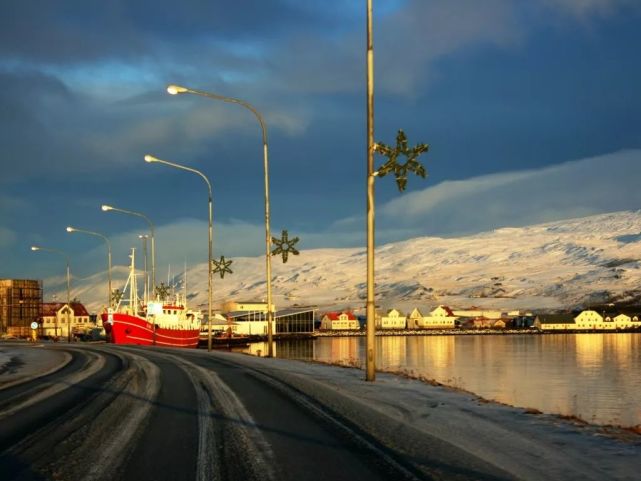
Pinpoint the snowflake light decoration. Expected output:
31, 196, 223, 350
212, 255, 233, 278
374, 129, 429, 192
154, 282, 170, 300
111, 289, 123, 304
271, 230, 300, 263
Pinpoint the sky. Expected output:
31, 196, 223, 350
1, 0, 641, 283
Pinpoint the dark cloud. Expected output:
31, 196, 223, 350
0, 0, 348, 64
1, 0, 641, 281
0, 71, 74, 181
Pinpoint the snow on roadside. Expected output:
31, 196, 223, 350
208, 350, 640, 481
0, 343, 71, 388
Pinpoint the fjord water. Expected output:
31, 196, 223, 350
247, 333, 641, 427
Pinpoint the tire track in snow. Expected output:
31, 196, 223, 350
77, 350, 161, 481
5, 349, 162, 481
162, 352, 278, 481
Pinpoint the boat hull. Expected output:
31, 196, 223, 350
101, 312, 200, 348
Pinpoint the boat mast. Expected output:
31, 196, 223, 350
183, 259, 187, 309
129, 248, 137, 313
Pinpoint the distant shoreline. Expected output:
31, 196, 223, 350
252, 328, 641, 341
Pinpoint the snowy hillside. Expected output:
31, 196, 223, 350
47, 210, 641, 314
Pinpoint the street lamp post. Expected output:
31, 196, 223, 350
144, 154, 215, 352
66, 226, 112, 310
167, 84, 276, 357
31, 245, 72, 342
365, 0, 376, 381
363, 1, 429, 381
101, 204, 156, 294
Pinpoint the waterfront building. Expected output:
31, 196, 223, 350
407, 306, 457, 329
470, 317, 509, 329
320, 311, 359, 331
536, 308, 641, 331
200, 313, 236, 335
0, 279, 42, 337
407, 308, 425, 329
229, 307, 316, 335
41, 302, 92, 338
575, 310, 604, 328
452, 308, 508, 320
376, 309, 407, 329
603, 311, 639, 329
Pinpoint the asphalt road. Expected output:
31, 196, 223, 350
0, 344, 513, 481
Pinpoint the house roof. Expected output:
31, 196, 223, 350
438, 305, 455, 316
535, 313, 576, 324
323, 311, 357, 321
42, 302, 90, 317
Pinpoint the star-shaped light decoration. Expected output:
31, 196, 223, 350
374, 129, 429, 192
271, 229, 300, 263
154, 282, 170, 301
111, 289, 123, 305
212, 255, 233, 278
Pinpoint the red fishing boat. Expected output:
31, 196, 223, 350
101, 249, 201, 348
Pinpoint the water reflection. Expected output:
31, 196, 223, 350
575, 334, 604, 369
244, 333, 641, 427
245, 339, 316, 360
380, 336, 406, 368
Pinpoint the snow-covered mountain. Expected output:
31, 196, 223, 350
48, 210, 641, 314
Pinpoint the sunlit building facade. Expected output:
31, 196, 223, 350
0, 279, 42, 336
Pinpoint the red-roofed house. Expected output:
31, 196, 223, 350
320, 311, 360, 330
41, 302, 92, 338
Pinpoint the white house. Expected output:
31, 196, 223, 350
376, 309, 407, 329
407, 306, 457, 329
320, 312, 359, 330
41, 302, 92, 338
537, 309, 641, 331
574, 309, 604, 329
603, 312, 638, 329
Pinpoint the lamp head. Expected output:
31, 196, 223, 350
144, 154, 158, 163
31, 246, 40, 251
101, 205, 113, 212
167, 84, 188, 95
66, 226, 75, 233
